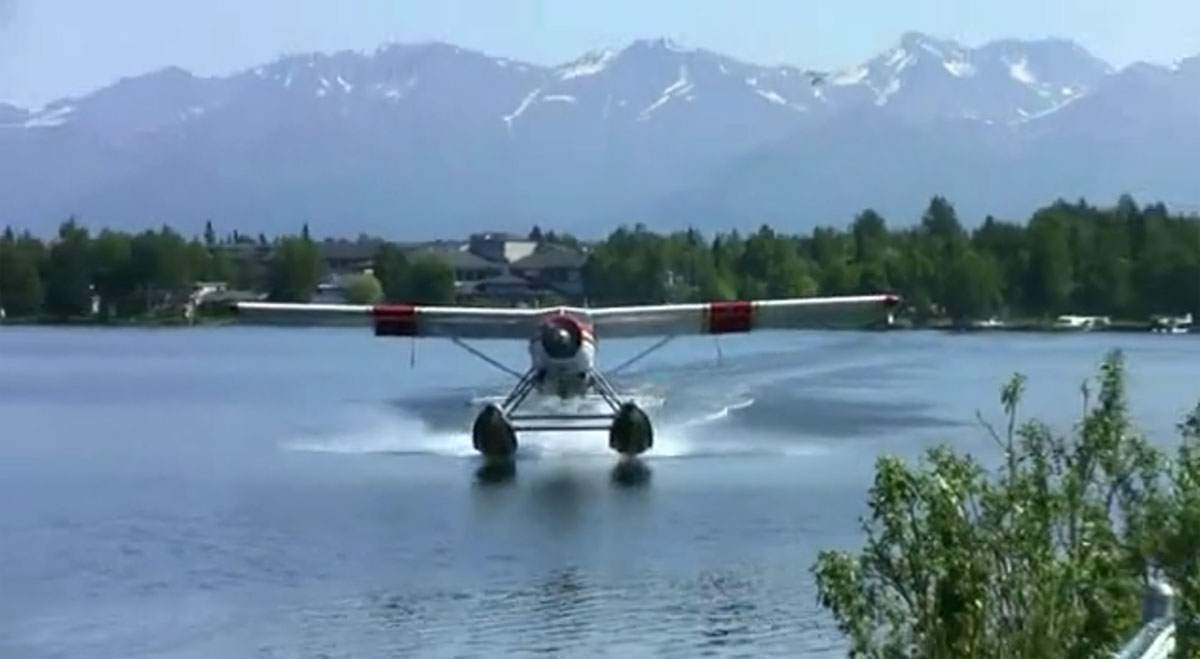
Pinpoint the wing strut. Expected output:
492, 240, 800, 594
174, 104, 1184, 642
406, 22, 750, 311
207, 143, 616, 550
589, 370, 627, 413
608, 335, 675, 376
450, 337, 524, 379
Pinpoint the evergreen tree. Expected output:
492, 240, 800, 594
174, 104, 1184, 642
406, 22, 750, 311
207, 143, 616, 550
42, 218, 94, 318
0, 232, 42, 317
373, 243, 412, 302
266, 236, 322, 302
408, 256, 455, 305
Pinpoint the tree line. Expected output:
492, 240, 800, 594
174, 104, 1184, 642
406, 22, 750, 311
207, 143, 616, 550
582, 194, 1200, 322
0, 219, 459, 321
2, 193, 1199, 322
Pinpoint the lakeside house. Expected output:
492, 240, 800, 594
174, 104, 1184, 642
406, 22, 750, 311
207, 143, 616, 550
313, 232, 586, 302
209, 231, 588, 305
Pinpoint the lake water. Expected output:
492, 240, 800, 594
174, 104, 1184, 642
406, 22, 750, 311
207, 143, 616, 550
1, 326, 1198, 658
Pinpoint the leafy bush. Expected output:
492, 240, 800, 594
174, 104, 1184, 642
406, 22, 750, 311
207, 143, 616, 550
813, 349, 1200, 658
342, 272, 383, 304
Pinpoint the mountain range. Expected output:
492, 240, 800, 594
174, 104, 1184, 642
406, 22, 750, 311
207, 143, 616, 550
1, 31, 1198, 239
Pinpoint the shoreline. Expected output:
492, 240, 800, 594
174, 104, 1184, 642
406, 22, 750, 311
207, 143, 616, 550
0, 316, 236, 329
0, 316, 1192, 334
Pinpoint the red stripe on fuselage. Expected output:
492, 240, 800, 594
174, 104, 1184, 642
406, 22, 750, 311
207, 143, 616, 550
372, 303, 418, 336
706, 300, 754, 334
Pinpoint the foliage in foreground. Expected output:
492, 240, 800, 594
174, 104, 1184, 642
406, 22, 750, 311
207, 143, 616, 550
812, 349, 1200, 658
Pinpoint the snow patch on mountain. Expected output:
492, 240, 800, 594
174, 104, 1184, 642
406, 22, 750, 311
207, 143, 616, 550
755, 89, 787, 105
23, 104, 74, 128
944, 58, 975, 77
830, 66, 868, 86
639, 65, 693, 120
885, 47, 917, 74
875, 78, 902, 106
504, 88, 541, 126
1007, 57, 1037, 84
557, 49, 617, 80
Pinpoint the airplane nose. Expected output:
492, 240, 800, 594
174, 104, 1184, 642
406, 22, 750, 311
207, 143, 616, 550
541, 324, 581, 359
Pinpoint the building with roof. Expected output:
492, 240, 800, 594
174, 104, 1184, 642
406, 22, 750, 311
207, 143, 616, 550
468, 232, 538, 264
316, 239, 382, 272
466, 272, 538, 298
508, 245, 586, 297
404, 243, 507, 286
216, 230, 588, 304
417, 233, 587, 301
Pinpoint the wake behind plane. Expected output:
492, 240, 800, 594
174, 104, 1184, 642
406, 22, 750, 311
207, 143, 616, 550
233, 294, 901, 464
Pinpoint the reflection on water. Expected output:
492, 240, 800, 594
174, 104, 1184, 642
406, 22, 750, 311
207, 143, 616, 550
611, 457, 652, 487
473, 460, 516, 485
471, 456, 653, 490
526, 467, 595, 539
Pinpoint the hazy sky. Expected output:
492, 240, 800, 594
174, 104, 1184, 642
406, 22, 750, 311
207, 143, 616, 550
1, 0, 1197, 107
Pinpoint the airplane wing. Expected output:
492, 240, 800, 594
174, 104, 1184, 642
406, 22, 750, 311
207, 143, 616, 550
232, 301, 548, 339
581, 294, 900, 339
232, 293, 900, 340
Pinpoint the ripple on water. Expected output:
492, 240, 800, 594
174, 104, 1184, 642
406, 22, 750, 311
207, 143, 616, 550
107, 568, 844, 658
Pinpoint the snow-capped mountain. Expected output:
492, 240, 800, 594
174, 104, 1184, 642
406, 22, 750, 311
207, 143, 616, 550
1, 32, 1196, 237
819, 32, 1113, 123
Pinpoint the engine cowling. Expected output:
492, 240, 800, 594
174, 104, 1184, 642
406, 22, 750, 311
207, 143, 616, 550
538, 317, 583, 359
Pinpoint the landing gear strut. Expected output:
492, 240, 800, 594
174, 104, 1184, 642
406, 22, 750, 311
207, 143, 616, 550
468, 367, 654, 459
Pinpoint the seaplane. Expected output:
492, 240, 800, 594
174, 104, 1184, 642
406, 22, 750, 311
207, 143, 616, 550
232, 294, 900, 463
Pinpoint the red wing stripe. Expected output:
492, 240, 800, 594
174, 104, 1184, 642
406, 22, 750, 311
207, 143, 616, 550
372, 304, 419, 337
706, 300, 754, 334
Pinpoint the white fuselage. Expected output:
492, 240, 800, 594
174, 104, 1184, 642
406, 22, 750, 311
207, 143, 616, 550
527, 331, 596, 398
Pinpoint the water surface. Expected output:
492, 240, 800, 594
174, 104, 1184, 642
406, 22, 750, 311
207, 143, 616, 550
1, 327, 1197, 658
